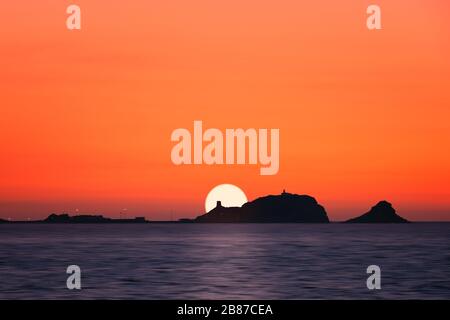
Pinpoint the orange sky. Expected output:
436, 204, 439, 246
1, 1, 449, 221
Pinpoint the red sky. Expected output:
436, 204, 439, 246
1, 1, 450, 221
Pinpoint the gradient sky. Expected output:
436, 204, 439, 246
1, 0, 449, 221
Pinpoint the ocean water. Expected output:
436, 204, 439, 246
0, 223, 449, 299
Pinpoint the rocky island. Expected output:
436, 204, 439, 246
195, 191, 330, 223
346, 201, 408, 223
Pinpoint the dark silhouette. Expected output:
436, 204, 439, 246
195, 191, 329, 223
346, 201, 408, 223
44, 213, 148, 224
0, 195, 412, 224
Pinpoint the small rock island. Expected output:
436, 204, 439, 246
345, 201, 409, 223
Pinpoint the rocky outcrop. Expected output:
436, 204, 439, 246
195, 191, 329, 223
346, 201, 408, 223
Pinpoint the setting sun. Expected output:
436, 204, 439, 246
204, 184, 248, 213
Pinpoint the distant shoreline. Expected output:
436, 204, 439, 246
2, 220, 450, 224
0, 192, 436, 224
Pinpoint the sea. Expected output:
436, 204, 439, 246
0, 223, 449, 299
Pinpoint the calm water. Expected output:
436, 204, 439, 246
0, 223, 449, 299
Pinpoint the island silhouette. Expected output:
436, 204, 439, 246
44, 213, 147, 224
346, 200, 409, 223
0, 191, 409, 223
196, 191, 329, 223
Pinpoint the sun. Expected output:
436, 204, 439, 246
204, 184, 248, 213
